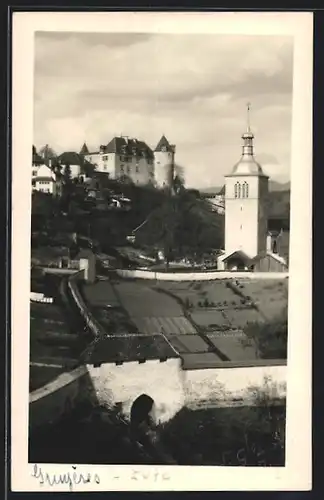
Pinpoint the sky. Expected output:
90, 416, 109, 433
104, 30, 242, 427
34, 32, 293, 188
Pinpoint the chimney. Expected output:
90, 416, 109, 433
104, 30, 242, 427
49, 159, 52, 168
266, 233, 272, 253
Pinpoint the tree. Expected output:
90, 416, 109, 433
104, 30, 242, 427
63, 164, 72, 183
243, 306, 288, 359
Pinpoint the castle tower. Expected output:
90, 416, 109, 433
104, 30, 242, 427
80, 142, 89, 156
224, 104, 269, 258
154, 135, 176, 188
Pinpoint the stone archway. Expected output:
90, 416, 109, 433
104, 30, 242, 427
130, 394, 155, 428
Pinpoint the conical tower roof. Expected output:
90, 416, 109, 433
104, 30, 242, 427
80, 142, 90, 155
155, 135, 173, 152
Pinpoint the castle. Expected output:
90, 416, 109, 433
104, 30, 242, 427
80, 134, 176, 189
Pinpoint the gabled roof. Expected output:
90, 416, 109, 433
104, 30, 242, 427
104, 136, 154, 159
218, 184, 225, 195
35, 164, 56, 180
249, 251, 288, 268
154, 135, 173, 152
58, 152, 84, 166
80, 142, 90, 155
221, 250, 252, 263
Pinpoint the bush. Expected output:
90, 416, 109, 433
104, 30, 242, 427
244, 307, 288, 359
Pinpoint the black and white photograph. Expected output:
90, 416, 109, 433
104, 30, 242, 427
11, 11, 312, 492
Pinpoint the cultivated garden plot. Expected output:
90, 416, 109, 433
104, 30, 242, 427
115, 281, 183, 317
206, 332, 258, 361
131, 315, 197, 336
165, 334, 210, 354
222, 308, 263, 329
190, 310, 229, 329
158, 280, 242, 309
82, 280, 120, 308
235, 279, 288, 320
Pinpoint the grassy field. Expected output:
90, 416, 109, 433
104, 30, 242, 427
234, 279, 288, 320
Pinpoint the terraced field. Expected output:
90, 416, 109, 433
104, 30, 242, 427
29, 300, 81, 392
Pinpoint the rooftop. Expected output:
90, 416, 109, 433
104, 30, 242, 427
82, 333, 179, 365
154, 135, 174, 153
101, 136, 154, 159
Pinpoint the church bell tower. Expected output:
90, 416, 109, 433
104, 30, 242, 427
224, 104, 269, 259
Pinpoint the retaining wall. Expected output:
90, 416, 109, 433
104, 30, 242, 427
86, 357, 287, 423
67, 272, 103, 338
116, 269, 289, 281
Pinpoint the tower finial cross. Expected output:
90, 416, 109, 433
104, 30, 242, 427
246, 102, 251, 132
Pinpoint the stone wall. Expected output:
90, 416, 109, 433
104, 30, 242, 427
116, 268, 289, 281
86, 358, 185, 424
86, 358, 286, 423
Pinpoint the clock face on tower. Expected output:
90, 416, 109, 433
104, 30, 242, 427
161, 146, 167, 152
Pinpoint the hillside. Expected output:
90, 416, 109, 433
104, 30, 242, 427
198, 180, 290, 194
134, 190, 224, 258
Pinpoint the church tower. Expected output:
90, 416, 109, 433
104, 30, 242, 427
224, 104, 269, 258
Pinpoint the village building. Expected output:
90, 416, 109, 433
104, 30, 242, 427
57, 151, 95, 181
34, 164, 62, 197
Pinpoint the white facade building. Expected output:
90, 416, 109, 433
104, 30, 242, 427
84, 137, 155, 185
218, 106, 269, 270
34, 164, 62, 196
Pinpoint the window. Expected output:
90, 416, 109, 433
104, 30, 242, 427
32, 170, 37, 177
136, 164, 139, 173
102, 155, 108, 161
238, 183, 241, 198
234, 183, 238, 198
120, 165, 124, 173
241, 181, 249, 198
126, 165, 131, 174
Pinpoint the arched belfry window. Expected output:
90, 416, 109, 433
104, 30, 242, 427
234, 181, 249, 199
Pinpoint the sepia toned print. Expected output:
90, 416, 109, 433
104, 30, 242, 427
11, 11, 312, 492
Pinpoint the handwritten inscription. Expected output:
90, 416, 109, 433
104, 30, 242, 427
130, 469, 170, 482
31, 464, 100, 491
31, 464, 171, 489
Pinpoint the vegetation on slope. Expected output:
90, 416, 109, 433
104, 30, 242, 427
243, 305, 288, 359
134, 189, 224, 260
